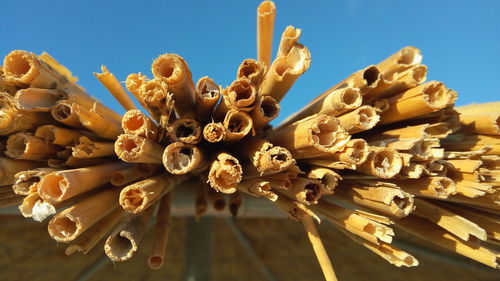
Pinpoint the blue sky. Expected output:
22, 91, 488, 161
1, 0, 499, 124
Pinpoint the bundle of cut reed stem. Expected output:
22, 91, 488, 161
1, 1, 499, 279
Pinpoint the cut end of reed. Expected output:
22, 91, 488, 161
203, 123, 226, 143
105, 232, 136, 262
3, 50, 34, 82
48, 215, 79, 242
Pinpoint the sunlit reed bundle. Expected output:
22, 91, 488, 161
0, 1, 499, 280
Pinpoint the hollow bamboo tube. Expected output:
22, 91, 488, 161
203, 122, 226, 143
268, 114, 351, 159
72, 136, 115, 158
229, 191, 242, 216
51, 102, 82, 128
397, 215, 499, 269
13, 168, 57, 195
240, 138, 295, 176
257, 1, 276, 67
379, 81, 454, 125
72, 103, 122, 140
195, 76, 221, 120
94, 65, 136, 111
456, 101, 500, 115
336, 181, 415, 218
65, 207, 125, 255
120, 174, 185, 214
336, 105, 380, 134
356, 147, 403, 178
454, 180, 493, 198
35, 125, 83, 146
152, 53, 196, 117
236, 178, 278, 201
47, 187, 121, 242
15, 88, 63, 111
38, 162, 130, 203
278, 87, 362, 129
122, 109, 159, 141
459, 113, 500, 135
260, 42, 311, 102
376, 46, 423, 77
104, 204, 155, 262
413, 198, 487, 241
0, 158, 45, 186
387, 177, 456, 199
168, 118, 202, 144
364, 64, 427, 101
368, 122, 452, 141
110, 164, 159, 187
237, 59, 266, 90
306, 167, 341, 195
223, 109, 254, 142
250, 95, 280, 130
5, 133, 59, 161
148, 192, 172, 270
0, 93, 55, 135
441, 203, 500, 241
208, 152, 242, 194
162, 142, 207, 175
279, 177, 323, 205
115, 134, 164, 163
299, 212, 339, 281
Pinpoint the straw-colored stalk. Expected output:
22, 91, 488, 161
38, 162, 130, 203
336, 181, 415, 218
236, 179, 278, 201
65, 207, 125, 255
5, 133, 59, 161
257, 1, 276, 66
110, 164, 160, 187
72, 136, 115, 158
115, 134, 164, 163
456, 101, 500, 115
47, 187, 120, 242
268, 114, 351, 159
14, 88, 63, 111
208, 152, 243, 194
379, 81, 455, 125
151, 53, 196, 117
336, 105, 380, 134
250, 95, 280, 130
356, 147, 403, 178
94, 65, 136, 111
35, 125, 83, 146
122, 109, 159, 141
277, 25, 302, 57
279, 177, 324, 205
138, 78, 173, 121
195, 76, 221, 120
376, 46, 423, 77
260, 42, 311, 102
104, 205, 155, 262
223, 109, 254, 142
368, 122, 452, 141
162, 142, 207, 175
148, 193, 172, 270
278, 87, 362, 129
72, 103, 122, 140
388, 177, 456, 199
236, 59, 266, 89
306, 138, 369, 170
203, 122, 226, 143
459, 113, 500, 135
241, 138, 295, 176
306, 167, 341, 195
224, 78, 257, 111
13, 168, 57, 195
50, 102, 82, 128
168, 118, 202, 144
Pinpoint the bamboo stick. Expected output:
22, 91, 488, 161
250, 95, 280, 130
168, 118, 202, 144
268, 114, 351, 159
104, 204, 155, 262
35, 125, 83, 146
47, 187, 121, 242
65, 207, 125, 255
260, 42, 311, 102
208, 152, 242, 194
356, 147, 403, 178
195, 76, 221, 121
72, 136, 115, 158
5, 133, 59, 160
148, 192, 172, 269
203, 122, 226, 143
152, 53, 196, 117
38, 162, 130, 203
257, 1, 276, 67
162, 142, 207, 175
94, 65, 136, 111
236, 59, 266, 89
115, 134, 164, 163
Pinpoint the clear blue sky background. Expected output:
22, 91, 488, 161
1, 0, 499, 124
